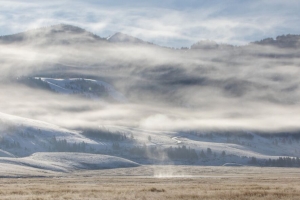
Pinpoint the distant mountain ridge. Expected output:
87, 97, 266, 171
1, 24, 299, 48
190, 35, 300, 50
0, 24, 106, 45
252, 34, 300, 48
107, 32, 152, 45
191, 40, 235, 50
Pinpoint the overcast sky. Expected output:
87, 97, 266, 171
0, 0, 300, 47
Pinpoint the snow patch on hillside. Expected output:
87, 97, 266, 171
36, 77, 127, 103
107, 32, 147, 44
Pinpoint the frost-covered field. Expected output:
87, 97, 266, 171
0, 166, 299, 200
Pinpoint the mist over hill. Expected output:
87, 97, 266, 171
0, 24, 105, 45
0, 24, 300, 167
1, 24, 300, 130
253, 34, 300, 48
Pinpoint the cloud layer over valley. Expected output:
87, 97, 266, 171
0, 24, 300, 132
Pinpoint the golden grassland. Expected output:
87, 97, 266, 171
0, 166, 300, 200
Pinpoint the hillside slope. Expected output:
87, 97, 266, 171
0, 152, 139, 177
36, 77, 127, 103
0, 111, 298, 167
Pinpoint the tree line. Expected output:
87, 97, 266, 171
81, 128, 130, 141
264, 157, 300, 167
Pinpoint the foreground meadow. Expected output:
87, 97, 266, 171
0, 166, 299, 200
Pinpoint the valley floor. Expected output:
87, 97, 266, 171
0, 166, 300, 200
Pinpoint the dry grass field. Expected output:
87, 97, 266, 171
0, 166, 299, 200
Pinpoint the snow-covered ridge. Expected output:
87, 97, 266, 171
0, 112, 98, 157
35, 77, 127, 103
0, 152, 139, 175
107, 32, 147, 44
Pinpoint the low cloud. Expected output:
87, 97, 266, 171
0, 22, 300, 132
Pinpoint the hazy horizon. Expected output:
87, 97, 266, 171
1, 0, 300, 48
